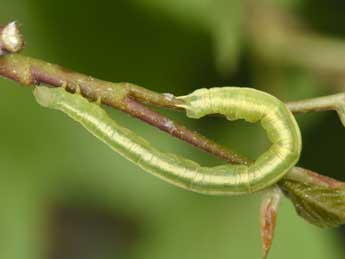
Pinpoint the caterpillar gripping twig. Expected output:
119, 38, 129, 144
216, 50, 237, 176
33, 86, 301, 195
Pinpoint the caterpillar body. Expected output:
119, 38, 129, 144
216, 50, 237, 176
34, 86, 301, 195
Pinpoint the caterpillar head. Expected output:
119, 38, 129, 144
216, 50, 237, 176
176, 88, 211, 119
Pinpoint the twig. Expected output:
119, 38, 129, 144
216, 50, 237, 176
284, 167, 345, 189
286, 93, 345, 126
0, 21, 343, 181
287, 94, 345, 113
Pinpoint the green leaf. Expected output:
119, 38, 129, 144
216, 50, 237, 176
280, 179, 345, 228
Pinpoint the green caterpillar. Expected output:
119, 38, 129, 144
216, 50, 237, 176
34, 86, 302, 195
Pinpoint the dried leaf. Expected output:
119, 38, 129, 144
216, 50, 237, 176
260, 186, 282, 259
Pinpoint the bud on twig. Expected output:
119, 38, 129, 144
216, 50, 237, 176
0, 21, 24, 55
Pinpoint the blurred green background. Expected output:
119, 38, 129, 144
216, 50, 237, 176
1, 0, 345, 258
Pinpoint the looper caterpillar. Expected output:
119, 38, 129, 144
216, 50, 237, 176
33, 86, 301, 195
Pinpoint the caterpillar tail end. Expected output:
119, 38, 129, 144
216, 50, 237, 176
33, 86, 55, 108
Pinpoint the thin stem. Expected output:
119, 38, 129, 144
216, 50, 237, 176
284, 167, 345, 189
286, 93, 345, 126
0, 54, 183, 108
286, 94, 345, 113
